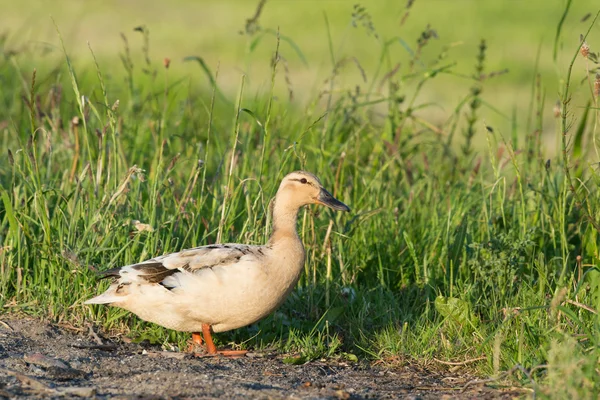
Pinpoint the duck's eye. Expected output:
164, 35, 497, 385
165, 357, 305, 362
300, 178, 308, 184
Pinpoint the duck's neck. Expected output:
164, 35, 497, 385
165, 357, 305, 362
267, 194, 306, 287
268, 196, 302, 247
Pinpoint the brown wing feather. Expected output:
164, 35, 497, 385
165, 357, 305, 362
131, 262, 179, 283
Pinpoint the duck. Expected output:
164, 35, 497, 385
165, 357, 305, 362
85, 171, 350, 356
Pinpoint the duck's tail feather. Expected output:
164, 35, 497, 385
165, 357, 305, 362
84, 284, 125, 304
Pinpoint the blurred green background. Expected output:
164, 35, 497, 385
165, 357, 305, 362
1, 0, 598, 142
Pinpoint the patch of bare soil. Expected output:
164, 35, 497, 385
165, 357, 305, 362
0, 316, 523, 399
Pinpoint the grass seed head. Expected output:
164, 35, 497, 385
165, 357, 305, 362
580, 34, 590, 58
594, 73, 600, 97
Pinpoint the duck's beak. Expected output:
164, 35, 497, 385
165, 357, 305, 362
317, 188, 350, 212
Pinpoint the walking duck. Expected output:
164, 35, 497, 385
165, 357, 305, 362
85, 171, 350, 356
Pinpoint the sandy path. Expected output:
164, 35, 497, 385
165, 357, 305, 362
0, 316, 522, 399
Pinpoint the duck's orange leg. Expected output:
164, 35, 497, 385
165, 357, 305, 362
201, 323, 218, 354
200, 323, 248, 357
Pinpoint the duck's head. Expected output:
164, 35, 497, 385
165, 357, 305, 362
276, 171, 350, 212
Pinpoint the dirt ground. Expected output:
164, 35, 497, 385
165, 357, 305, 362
0, 316, 524, 399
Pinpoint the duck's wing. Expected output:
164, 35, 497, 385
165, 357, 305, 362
85, 244, 265, 305
97, 244, 265, 285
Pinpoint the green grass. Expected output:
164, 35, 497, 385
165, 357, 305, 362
2, 1, 600, 398
2, 0, 597, 133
